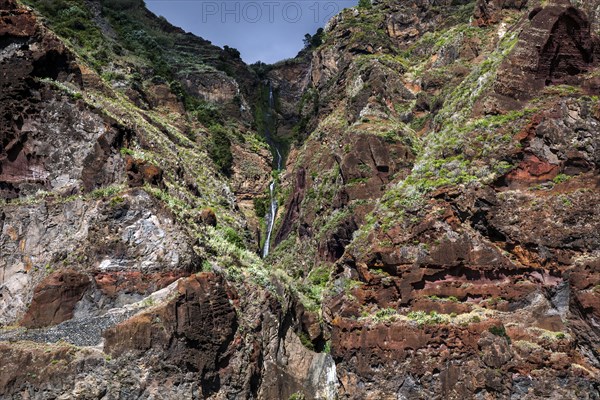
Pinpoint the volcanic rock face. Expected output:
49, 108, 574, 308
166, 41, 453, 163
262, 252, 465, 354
2, 0, 600, 398
104, 273, 238, 393
0, 0, 334, 398
0, 0, 114, 199
473, 0, 528, 26
494, 0, 599, 102
0, 190, 198, 326
20, 270, 91, 328
124, 156, 164, 188
269, 0, 600, 397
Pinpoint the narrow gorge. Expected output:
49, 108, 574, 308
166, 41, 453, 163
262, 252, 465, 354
1, 0, 600, 398
262, 82, 283, 258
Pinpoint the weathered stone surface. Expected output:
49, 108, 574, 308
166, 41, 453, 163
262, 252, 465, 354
93, 270, 187, 299
196, 207, 217, 227
0, 190, 197, 325
146, 84, 185, 114
473, 0, 528, 26
275, 166, 307, 245
104, 274, 238, 377
20, 270, 90, 328
4, 0, 600, 398
494, 2, 600, 102
268, 56, 312, 139
0, 0, 127, 199
125, 155, 164, 187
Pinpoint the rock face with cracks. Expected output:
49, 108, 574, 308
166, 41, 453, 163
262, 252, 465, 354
2, 0, 600, 398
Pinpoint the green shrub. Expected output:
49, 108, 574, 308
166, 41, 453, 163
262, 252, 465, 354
90, 185, 122, 199
207, 125, 233, 176
109, 196, 125, 207
24, 0, 108, 69
357, 0, 372, 9
489, 325, 511, 343
309, 265, 331, 287
201, 260, 213, 272
289, 392, 305, 400
253, 196, 268, 218
553, 173, 571, 184
303, 28, 324, 49
192, 102, 223, 126
120, 147, 134, 156
223, 227, 245, 249
373, 308, 397, 322
407, 310, 448, 326
101, 0, 143, 11
298, 332, 314, 351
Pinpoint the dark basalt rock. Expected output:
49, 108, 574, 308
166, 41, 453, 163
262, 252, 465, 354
196, 207, 218, 227
103, 273, 238, 396
473, 0, 528, 26
494, 2, 600, 102
318, 216, 358, 261
274, 167, 306, 245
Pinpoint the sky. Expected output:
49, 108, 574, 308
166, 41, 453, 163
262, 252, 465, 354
145, 0, 357, 64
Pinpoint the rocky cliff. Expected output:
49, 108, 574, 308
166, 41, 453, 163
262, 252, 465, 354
1, 0, 600, 398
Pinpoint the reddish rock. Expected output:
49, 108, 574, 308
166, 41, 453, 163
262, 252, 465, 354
411, 298, 473, 315
473, 0, 528, 26
0, 4, 37, 37
104, 273, 238, 393
21, 270, 90, 328
196, 207, 217, 227
339, 134, 414, 202
274, 167, 306, 245
147, 84, 185, 114
125, 155, 164, 187
504, 154, 560, 185
494, 3, 599, 102
93, 271, 189, 298
331, 316, 497, 377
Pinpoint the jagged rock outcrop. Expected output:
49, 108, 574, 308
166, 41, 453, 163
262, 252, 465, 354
494, 0, 600, 102
0, 0, 336, 399
104, 273, 239, 395
267, 55, 312, 140
20, 270, 91, 328
269, 0, 600, 398
473, 0, 528, 26
0, 0, 124, 199
0, 190, 199, 326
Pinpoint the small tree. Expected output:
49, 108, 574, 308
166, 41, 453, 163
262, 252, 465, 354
358, 0, 371, 8
303, 28, 325, 49
223, 45, 241, 59
303, 33, 313, 48
207, 125, 233, 176
311, 28, 324, 47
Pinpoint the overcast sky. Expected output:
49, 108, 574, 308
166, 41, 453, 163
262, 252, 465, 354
146, 0, 357, 64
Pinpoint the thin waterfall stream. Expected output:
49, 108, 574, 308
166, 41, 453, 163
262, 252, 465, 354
262, 82, 282, 258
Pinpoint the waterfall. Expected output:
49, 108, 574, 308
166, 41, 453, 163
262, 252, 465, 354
262, 83, 281, 258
